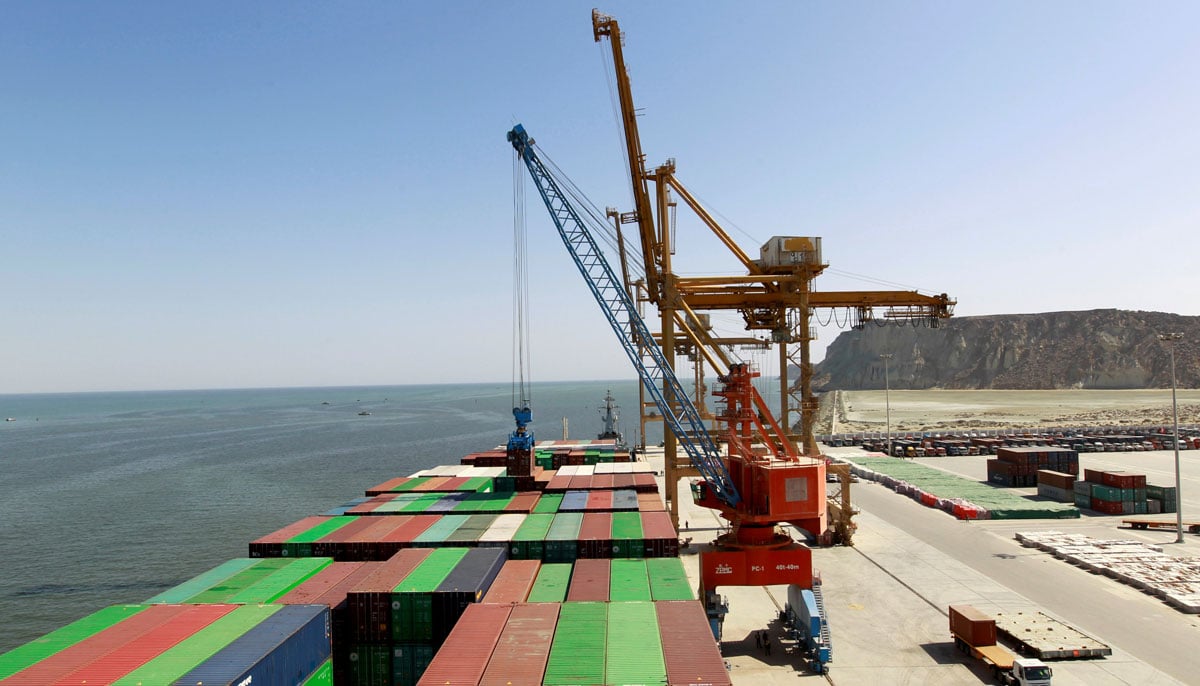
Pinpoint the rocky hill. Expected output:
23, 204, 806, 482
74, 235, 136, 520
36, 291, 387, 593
812, 309, 1200, 390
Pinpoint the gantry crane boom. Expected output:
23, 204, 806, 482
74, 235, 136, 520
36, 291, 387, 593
593, 10, 955, 462
507, 124, 740, 507
592, 10, 661, 302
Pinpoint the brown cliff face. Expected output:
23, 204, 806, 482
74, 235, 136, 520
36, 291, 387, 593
812, 309, 1200, 390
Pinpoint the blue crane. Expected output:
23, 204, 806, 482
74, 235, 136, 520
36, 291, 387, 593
507, 124, 740, 507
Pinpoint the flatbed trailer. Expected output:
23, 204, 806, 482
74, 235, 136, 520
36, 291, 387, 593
994, 611, 1111, 660
1123, 518, 1200, 534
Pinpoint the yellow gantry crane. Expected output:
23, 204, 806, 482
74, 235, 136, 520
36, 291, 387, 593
593, 10, 955, 538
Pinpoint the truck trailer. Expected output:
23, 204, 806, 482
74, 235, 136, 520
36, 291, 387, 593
950, 605, 1052, 686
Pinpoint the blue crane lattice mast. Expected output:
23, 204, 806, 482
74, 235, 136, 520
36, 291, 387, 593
507, 124, 740, 507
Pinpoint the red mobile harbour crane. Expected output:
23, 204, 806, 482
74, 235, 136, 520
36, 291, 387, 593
508, 124, 827, 654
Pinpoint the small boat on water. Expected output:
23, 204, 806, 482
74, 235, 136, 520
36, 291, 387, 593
357, 411, 371, 416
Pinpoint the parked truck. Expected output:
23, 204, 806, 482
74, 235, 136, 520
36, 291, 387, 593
950, 605, 1052, 685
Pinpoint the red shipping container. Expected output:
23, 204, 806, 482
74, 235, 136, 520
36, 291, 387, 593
380, 515, 440, 545
641, 511, 678, 557
586, 490, 614, 511
277, 562, 366, 605
566, 559, 611, 602
6, 604, 237, 686
410, 476, 447, 492
568, 474, 593, 490
250, 516, 328, 548
949, 604, 996, 647
482, 560, 541, 604
656, 601, 732, 686
479, 603, 560, 686
545, 473, 572, 491
345, 494, 391, 515
1037, 470, 1075, 491
417, 604, 512, 686
592, 473, 616, 490
577, 512, 613, 559
365, 476, 409, 495
613, 473, 636, 490
437, 476, 471, 492
638, 492, 665, 511
1084, 468, 1105, 484
506, 492, 541, 513
633, 473, 658, 492
339, 517, 408, 561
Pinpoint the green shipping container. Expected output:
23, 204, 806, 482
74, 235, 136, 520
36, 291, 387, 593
609, 560, 651, 602
605, 601, 665, 685
610, 512, 644, 559
511, 513, 555, 560
392, 643, 435, 686
146, 558, 260, 603
647, 557, 695, 601
0, 605, 148, 680
302, 659, 333, 686
533, 492, 564, 514
1090, 484, 1121, 502
184, 558, 298, 603
112, 605, 282, 685
227, 557, 331, 603
393, 548, 469, 642
284, 516, 360, 557
413, 514, 470, 546
393, 477, 432, 492
545, 513, 584, 563
544, 602, 607, 685
460, 476, 493, 492
527, 563, 573, 603
445, 513, 498, 544
347, 644, 392, 686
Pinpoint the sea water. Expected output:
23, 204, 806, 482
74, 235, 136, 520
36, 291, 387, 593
0, 380, 658, 653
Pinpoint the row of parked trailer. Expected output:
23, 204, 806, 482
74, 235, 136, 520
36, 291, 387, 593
822, 426, 1200, 457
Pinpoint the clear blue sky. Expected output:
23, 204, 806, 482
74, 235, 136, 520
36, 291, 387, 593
4, 2, 1198, 393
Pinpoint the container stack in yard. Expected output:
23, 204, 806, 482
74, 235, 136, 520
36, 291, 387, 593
0, 444, 731, 686
1076, 469, 1150, 515
1036, 470, 1076, 503
987, 447, 1079, 487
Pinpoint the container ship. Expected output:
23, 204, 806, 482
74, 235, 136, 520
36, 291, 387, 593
0, 433, 731, 686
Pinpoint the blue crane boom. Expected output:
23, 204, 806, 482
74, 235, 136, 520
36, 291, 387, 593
507, 124, 740, 507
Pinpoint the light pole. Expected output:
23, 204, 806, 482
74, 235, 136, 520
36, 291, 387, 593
881, 354, 893, 458
1158, 332, 1184, 544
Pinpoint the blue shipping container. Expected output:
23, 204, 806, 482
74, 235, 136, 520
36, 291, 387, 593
174, 604, 331, 686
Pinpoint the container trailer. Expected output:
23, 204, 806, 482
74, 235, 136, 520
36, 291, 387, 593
950, 605, 1052, 685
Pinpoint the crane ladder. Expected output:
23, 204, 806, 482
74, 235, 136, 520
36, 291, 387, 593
507, 124, 740, 507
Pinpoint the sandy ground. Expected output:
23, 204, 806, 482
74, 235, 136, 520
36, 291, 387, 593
818, 389, 1200, 434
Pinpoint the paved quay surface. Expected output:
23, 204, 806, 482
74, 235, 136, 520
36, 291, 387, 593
644, 447, 1191, 685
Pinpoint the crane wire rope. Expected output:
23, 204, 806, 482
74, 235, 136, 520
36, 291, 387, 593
512, 149, 532, 410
